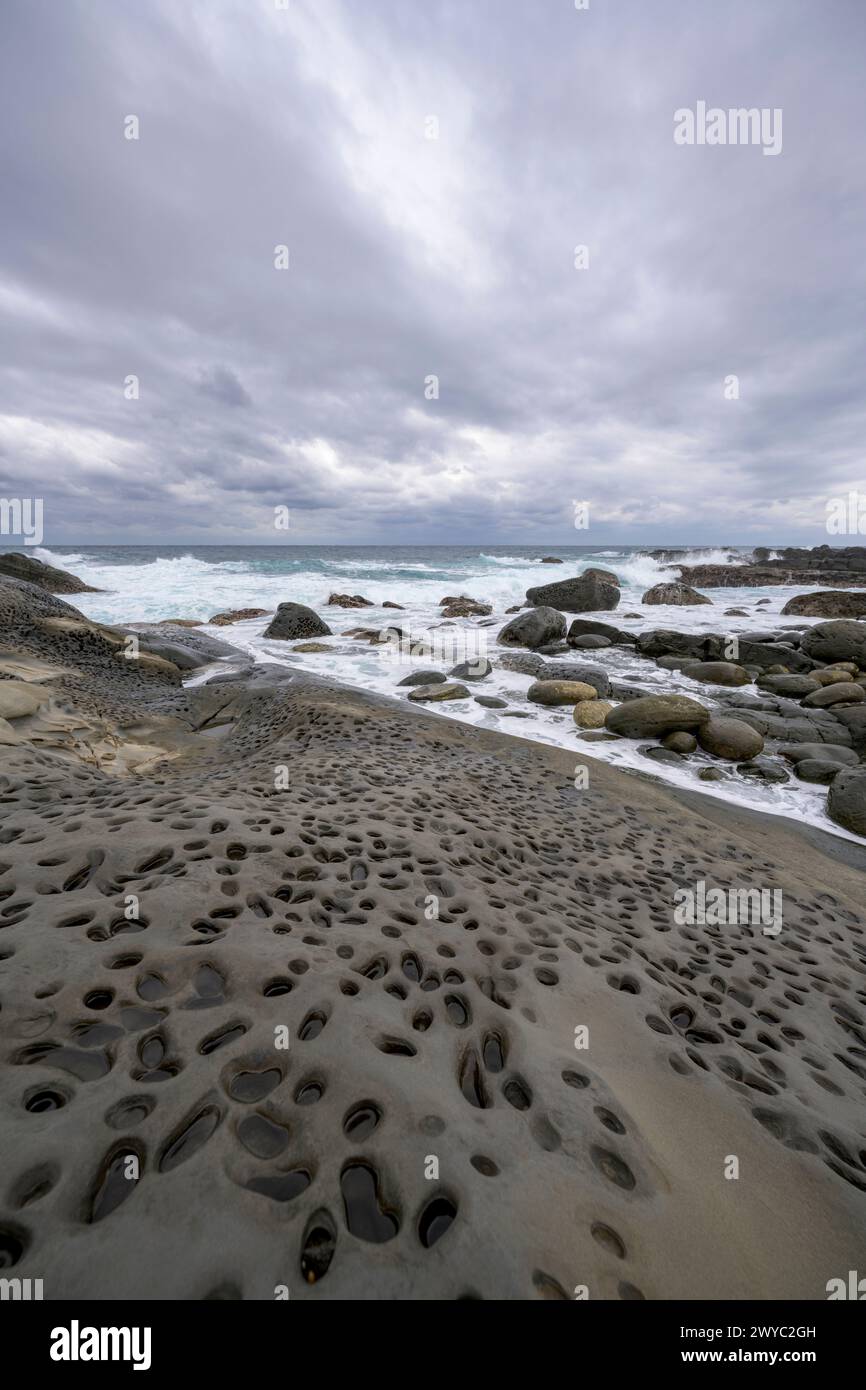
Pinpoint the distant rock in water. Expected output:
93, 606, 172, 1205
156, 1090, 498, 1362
526, 568, 620, 613
209, 608, 270, 625
0, 551, 101, 594
438, 595, 492, 617
264, 603, 333, 641
327, 593, 375, 609
781, 591, 866, 618
642, 582, 712, 606
678, 545, 866, 589
535, 556, 563, 563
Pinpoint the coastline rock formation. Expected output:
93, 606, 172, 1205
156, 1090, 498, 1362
526, 568, 620, 613
0, 551, 101, 593
264, 603, 333, 641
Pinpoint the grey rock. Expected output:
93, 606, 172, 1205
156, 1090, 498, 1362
497, 652, 544, 676
827, 768, 866, 836
606, 694, 710, 738
794, 759, 843, 785
448, 659, 493, 682
264, 603, 333, 641
498, 606, 566, 650
398, 670, 447, 686
801, 620, 866, 668
526, 569, 620, 613
538, 662, 611, 697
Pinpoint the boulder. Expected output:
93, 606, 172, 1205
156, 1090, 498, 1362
698, 718, 764, 760
264, 604, 333, 641
498, 607, 566, 650
448, 658, 493, 682
398, 670, 447, 686
0, 551, 101, 594
439, 596, 492, 618
538, 662, 610, 697
382, 601, 405, 610
800, 620, 866, 668
567, 619, 633, 645
407, 682, 471, 703
778, 743, 859, 766
756, 674, 821, 696
474, 695, 507, 708
537, 556, 563, 563
685, 661, 750, 686
781, 591, 866, 618
605, 694, 710, 738
209, 608, 270, 625
573, 700, 613, 729
498, 652, 544, 676
794, 759, 843, 784
635, 630, 723, 661
801, 682, 865, 708
642, 582, 712, 606
292, 641, 333, 653
527, 680, 598, 706
736, 758, 790, 784
662, 731, 697, 754
526, 569, 620, 613
827, 769, 866, 836
570, 634, 611, 649
327, 593, 374, 609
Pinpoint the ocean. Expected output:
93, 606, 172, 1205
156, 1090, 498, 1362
6, 542, 857, 841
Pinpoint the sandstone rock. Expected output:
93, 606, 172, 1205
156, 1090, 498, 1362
0, 681, 49, 719
698, 718, 764, 760
407, 682, 470, 703
498, 607, 566, 650
0, 552, 101, 594
527, 680, 598, 706
801, 682, 865, 708
526, 569, 620, 613
642, 582, 712, 606
264, 604, 333, 641
605, 694, 710, 738
827, 768, 866, 836
209, 608, 270, 625
685, 661, 750, 686
781, 591, 866, 618
573, 700, 613, 728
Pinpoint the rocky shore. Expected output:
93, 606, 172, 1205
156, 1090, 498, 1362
2, 567, 866, 1299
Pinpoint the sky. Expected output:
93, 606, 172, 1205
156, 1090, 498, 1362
0, 0, 865, 547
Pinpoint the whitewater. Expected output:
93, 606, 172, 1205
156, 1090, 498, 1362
17, 542, 863, 843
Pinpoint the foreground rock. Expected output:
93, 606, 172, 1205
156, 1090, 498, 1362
642, 582, 712, 606
0, 551, 101, 593
498, 606, 565, 649
527, 680, 597, 706
525, 568, 620, 613
698, 717, 764, 760
264, 603, 333, 640
448, 658, 493, 681
605, 694, 710, 738
781, 590, 866, 618
407, 681, 470, 702
828, 768, 866, 835
684, 660, 750, 686
573, 699, 613, 728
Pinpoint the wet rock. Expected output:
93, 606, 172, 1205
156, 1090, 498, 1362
662, 731, 697, 754
781, 591, 866, 618
573, 700, 613, 728
757, 674, 821, 696
327, 594, 375, 609
570, 634, 612, 649
448, 659, 493, 681
407, 682, 471, 702
527, 680, 598, 706
209, 608, 270, 625
498, 607, 566, 650
474, 695, 507, 709
497, 652, 544, 676
640, 744, 685, 765
794, 759, 843, 784
642, 582, 712, 606
439, 596, 492, 618
698, 718, 764, 760
802, 682, 864, 708
685, 661, 750, 686
527, 569, 620, 613
264, 604, 333, 641
0, 552, 101, 593
801, 620, 866, 668
539, 662, 610, 697
779, 743, 859, 766
827, 768, 866, 836
398, 670, 447, 686
606, 694, 710, 738
736, 758, 790, 784
567, 619, 633, 646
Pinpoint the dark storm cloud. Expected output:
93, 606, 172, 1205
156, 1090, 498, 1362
0, 0, 864, 545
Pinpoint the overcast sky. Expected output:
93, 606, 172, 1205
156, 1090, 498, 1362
1, 0, 864, 546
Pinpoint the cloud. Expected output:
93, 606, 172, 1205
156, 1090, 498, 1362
0, 0, 864, 545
